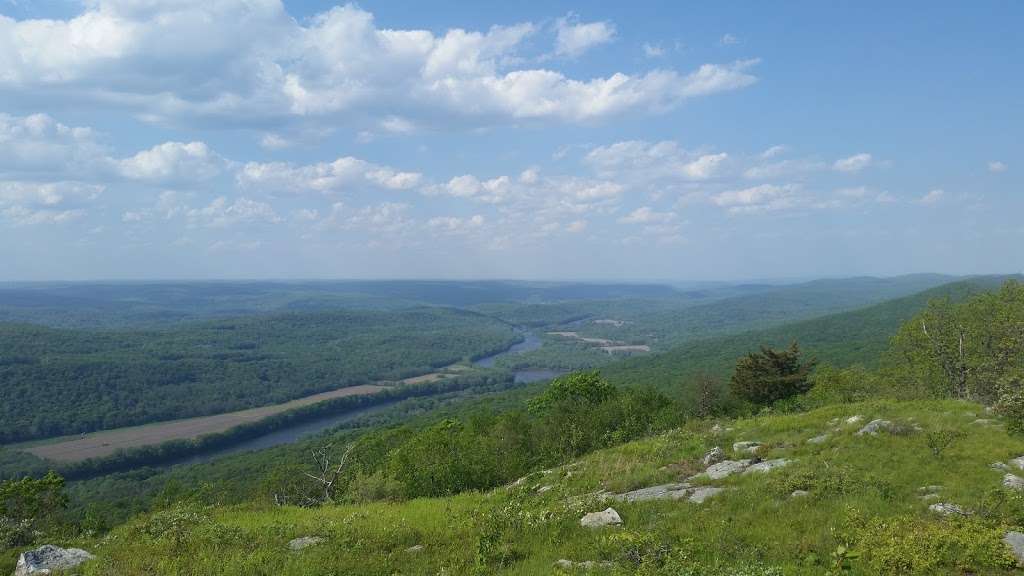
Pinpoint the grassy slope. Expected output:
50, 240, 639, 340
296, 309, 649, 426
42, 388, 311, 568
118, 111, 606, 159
602, 276, 1013, 394
62, 399, 1024, 575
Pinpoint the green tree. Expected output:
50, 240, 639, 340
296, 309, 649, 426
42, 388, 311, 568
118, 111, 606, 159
730, 342, 816, 406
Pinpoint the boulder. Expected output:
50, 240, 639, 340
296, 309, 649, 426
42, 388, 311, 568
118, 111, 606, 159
732, 441, 762, 454
928, 502, 970, 516
1011, 456, 1024, 470
701, 447, 726, 467
743, 459, 791, 474
703, 459, 751, 480
1004, 474, 1024, 491
580, 508, 622, 528
1004, 532, 1024, 567
14, 545, 95, 576
612, 483, 691, 503
288, 536, 325, 551
688, 487, 725, 504
807, 434, 830, 444
855, 419, 895, 436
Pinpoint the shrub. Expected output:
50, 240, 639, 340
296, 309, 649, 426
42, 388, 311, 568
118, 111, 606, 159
996, 373, 1024, 433
853, 515, 1014, 574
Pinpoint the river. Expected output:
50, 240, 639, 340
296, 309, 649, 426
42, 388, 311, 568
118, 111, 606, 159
169, 329, 561, 466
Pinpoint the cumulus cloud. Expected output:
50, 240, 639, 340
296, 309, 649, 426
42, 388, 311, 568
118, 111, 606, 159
0, 113, 109, 177
917, 189, 944, 205
0, 181, 102, 225
586, 140, 728, 181
554, 14, 616, 58
711, 183, 802, 214
119, 141, 223, 182
428, 214, 485, 233
237, 156, 422, 194
618, 206, 676, 224
186, 196, 282, 228
0, 3, 759, 127
833, 153, 873, 173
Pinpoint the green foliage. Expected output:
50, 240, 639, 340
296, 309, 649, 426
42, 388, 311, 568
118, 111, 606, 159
527, 371, 616, 413
0, 471, 68, 524
804, 364, 884, 407
730, 342, 816, 406
884, 279, 1024, 403
925, 428, 967, 458
996, 373, 1024, 433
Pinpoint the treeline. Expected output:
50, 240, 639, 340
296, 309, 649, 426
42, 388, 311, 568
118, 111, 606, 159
0, 308, 517, 443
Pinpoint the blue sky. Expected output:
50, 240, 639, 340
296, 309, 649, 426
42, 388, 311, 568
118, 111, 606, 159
0, 0, 1019, 281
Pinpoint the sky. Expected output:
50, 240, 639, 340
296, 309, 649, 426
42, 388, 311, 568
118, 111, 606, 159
0, 0, 1020, 281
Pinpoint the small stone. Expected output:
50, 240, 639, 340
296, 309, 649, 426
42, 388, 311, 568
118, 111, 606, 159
992, 462, 1011, 471
918, 485, 944, 493
743, 458, 791, 474
1011, 456, 1024, 470
856, 419, 895, 436
537, 485, 553, 494
703, 459, 752, 479
406, 545, 425, 553
972, 418, 997, 425
701, 446, 726, 467
688, 487, 724, 504
791, 490, 810, 498
807, 434, 830, 444
1004, 474, 1024, 491
288, 536, 325, 551
15, 545, 95, 576
554, 559, 615, 570
928, 502, 970, 516
733, 441, 762, 454
845, 415, 864, 425
1004, 531, 1024, 567
580, 508, 622, 528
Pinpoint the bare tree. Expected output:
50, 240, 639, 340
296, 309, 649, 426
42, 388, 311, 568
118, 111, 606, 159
272, 443, 354, 507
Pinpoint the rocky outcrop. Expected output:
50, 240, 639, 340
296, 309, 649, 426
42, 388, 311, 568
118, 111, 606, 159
688, 487, 725, 504
14, 545, 94, 576
1005, 532, 1024, 567
703, 459, 752, 480
732, 441, 761, 454
1004, 474, 1024, 491
612, 483, 691, 503
743, 459, 791, 474
807, 434, 830, 444
288, 536, 325, 551
701, 447, 725, 467
856, 419, 896, 436
580, 508, 622, 528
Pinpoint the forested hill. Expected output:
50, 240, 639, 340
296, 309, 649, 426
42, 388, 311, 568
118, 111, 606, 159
603, 275, 1018, 396
0, 308, 516, 443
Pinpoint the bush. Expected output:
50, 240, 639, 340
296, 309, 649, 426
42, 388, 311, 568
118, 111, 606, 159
996, 373, 1024, 433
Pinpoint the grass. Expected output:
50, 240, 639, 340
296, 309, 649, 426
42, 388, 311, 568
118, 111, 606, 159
49, 399, 1024, 575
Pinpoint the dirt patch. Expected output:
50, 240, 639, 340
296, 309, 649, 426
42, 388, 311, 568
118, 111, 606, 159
22, 384, 390, 463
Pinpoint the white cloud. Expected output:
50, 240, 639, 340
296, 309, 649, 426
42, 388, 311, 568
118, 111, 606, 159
186, 196, 282, 228
619, 206, 676, 224
554, 14, 616, 58
566, 219, 587, 233
917, 189, 944, 205
711, 183, 802, 213
720, 33, 740, 46
760, 145, 786, 159
379, 116, 416, 134
0, 3, 759, 127
642, 43, 665, 58
259, 133, 292, 150
744, 158, 826, 179
0, 113, 109, 177
586, 140, 728, 181
428, 214, 485, 233
833, 153, 873, 173
238, 156, 422, 194
118, 141, 222, 182
988, 161, 1008, 173
0, 180, 102, 225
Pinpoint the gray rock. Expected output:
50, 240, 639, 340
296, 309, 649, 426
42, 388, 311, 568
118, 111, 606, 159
704, 459, 751, 479
288, 536, 325, 551
537, 485, 553, 494
992, 462, 1011, 471
807, 434, 830, 444
1011, 456, 1024, 470
972, 418, 997, 426
845, 415, 864, 425
1004, 531, 1024, 567
733, 441, 762, 454
580, 508, 622, 528
688, 487, 725, 504
14, 545, 95, 576
554, 559, 615, 570
701, 446, 726, 467
1004, 474, 1024, 491
855, 419, 895, 436
405, 545, 424, 553
928, 502, 970, 516
790, 490, 810, 498
612, 483, 691, 503
743, 458, 791, 474
919, 493, 940, 502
